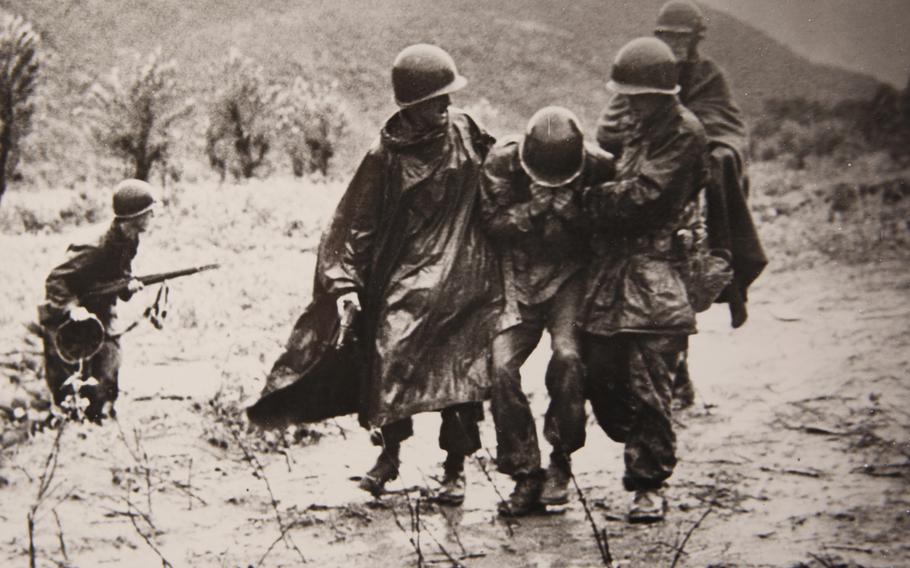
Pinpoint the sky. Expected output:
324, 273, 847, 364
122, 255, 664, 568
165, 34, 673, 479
700, 0, 910, 87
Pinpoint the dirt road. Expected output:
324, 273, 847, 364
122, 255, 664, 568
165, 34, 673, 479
1, 256, 908, 567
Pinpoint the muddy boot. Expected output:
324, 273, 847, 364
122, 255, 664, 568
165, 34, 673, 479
629, 489, 666, 524
540, 454, 571, 506
432, 453, 466, 505
498, 470, 544, 517
358, 443, 400, 497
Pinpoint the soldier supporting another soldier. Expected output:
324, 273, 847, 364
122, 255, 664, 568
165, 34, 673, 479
582, 38, 709, 523
39, 179, 156, 422
596, 0, 767, 408
480, 107, 614, 516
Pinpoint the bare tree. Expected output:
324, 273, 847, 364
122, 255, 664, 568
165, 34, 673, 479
81, 48, 193, 182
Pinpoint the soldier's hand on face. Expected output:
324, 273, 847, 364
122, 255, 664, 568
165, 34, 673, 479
336, 291, 361, 319
551, 188, 577, 216
127, 279, 145, 294
528, 183, 553, 217
68, 305, 92, 322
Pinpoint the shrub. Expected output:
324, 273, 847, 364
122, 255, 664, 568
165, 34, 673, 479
274, 77, 348, 177
79, 48, 193, 183
0, 13, 40, 205
205, 49, 277, 180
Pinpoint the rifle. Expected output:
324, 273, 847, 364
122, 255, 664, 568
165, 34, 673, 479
83, 263, 220, 299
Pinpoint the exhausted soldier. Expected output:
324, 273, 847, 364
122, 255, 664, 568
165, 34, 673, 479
582, 38, 708, 523
249, 44, 501, 504
480, 107, 614, 515
596, 0, 766, 407
39, 179, 156, 422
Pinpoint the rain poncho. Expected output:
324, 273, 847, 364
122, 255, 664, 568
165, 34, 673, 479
249, 109, 501, 429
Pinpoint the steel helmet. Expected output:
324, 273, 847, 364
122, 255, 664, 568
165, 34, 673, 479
391, 44, 468, 108
655, 0, 706, 37
519, 106, 586, 187
607, 37, 680, 95
113, 179, 157, 219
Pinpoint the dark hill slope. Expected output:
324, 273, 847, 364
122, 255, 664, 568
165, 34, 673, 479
8, 0, 883, 136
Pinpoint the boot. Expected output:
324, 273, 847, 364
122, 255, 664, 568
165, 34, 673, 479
540, 454, 571, 506
498, 470, 544, 517
358, 443, 400, 497
432, 453, 466, 505
629, 489, 666, 524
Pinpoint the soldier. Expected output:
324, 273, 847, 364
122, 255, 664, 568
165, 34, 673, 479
271, 44, 501, 503
39, 179, 156, 422
582, 38, 708, 523
596, 0, 767, 407
480, 107, 614, 515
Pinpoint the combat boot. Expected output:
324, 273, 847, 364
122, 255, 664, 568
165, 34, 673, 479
432, 453, 466, 505
540, 454, 571, 506
629, 489, 666, 523
358, 443, 401, 497
498, 470, 544, 517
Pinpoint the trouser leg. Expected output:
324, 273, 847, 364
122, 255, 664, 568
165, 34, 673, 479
43, 333, 76, 406
490, 322, 544, 477
84, 338, 121, 421
439, 402, 483, 462
542, 276, 586, 461
621, 335, 685, 492
583, 334, 636, 443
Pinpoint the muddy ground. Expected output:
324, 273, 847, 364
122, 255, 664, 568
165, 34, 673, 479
1, 175, 908, 567
1, 258, 907, 568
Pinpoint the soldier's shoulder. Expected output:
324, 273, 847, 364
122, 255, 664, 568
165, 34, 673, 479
66, 223, 113, 253
695, 56, 729, 81
485, 135, 521, 172
677, 105, 708, 141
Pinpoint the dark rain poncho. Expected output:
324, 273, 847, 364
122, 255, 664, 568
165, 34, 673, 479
248, 109, 501, 429
596, 56, 766, 303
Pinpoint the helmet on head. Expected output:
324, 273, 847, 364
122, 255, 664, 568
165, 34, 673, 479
113, 179, 157, 219
519, 106, 585, 187
607, 37, 680, 95
391, 44, 468, 108
655, 0, 706, 37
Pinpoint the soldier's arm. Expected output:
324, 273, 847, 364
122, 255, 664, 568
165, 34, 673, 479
480, 147, 534, 240
585, 128, 703, 234
316, 148, 385, 297
45, 243, 104, 315
595, 94, 633, 158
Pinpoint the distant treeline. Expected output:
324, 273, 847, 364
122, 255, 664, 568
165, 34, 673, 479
752, 79, 910, 168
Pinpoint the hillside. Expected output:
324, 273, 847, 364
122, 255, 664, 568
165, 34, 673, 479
7, 0, 883, 140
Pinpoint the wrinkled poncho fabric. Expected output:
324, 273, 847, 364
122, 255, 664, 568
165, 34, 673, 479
248, 109, 501, 429
583, 101, 708, 337
596, 56, 766, 302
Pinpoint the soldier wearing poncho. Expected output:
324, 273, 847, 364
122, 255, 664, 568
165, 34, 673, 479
583, 38, 708, 523
248, 44, 500, 504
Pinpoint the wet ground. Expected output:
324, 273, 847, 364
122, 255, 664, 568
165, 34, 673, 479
1, 257, 908, 567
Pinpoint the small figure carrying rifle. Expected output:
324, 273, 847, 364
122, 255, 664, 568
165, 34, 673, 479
38, 179, 217, 422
